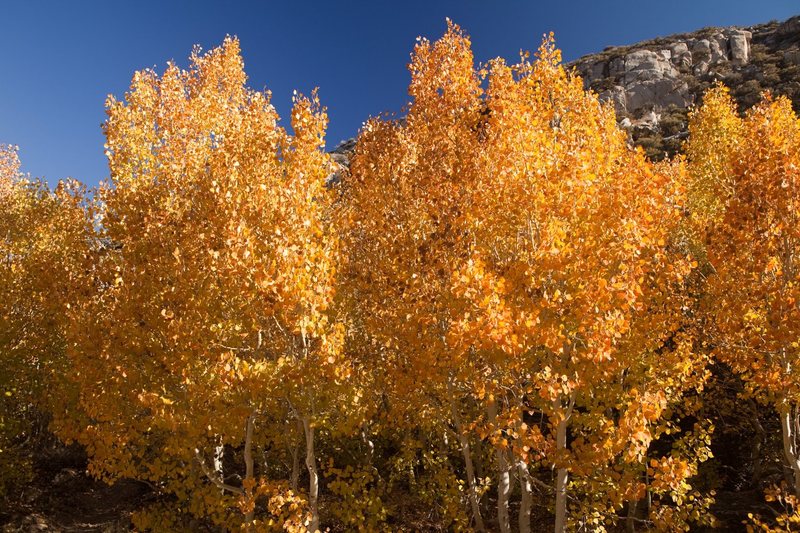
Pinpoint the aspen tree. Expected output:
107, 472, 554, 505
690, 88, 800, 501
341, 21, 492, 531
344, 24, 712, 532
451, 36, 712, 532
0, 145, 91, 499
61, 39, 344, 531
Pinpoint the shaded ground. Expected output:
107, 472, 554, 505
0, 467, 785, 532
703, 490, 772, 532
1, 445, 152, 532
0, 420, 788, 532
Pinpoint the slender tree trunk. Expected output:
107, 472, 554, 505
554, 436, 568, 532
474, 438, 489, 515
751, 400, 766, 486
518, 460, 533, 533
290, 418, 302, 492
779, 401, 800, 498
214, 438, 224, 478
303, 417, 320, 532
290, 442, 301, 492
243, 413, 256, 529
626, 499, 638, 533
488, 400, 511, 533
361, 422, 375, 459
475, 437, 485, 481
554, 395, 573, 533
496, 449, 512, 533
450, 394, 486, 532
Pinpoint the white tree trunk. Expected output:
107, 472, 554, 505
214, 438, 224, 478
488, 400, 511, 533
291, 418, 303, 492
451, 397, 487, 532
243, 413, 256, 529
554, 394, 574, 533
554, 442, 568, 532
303, 417, 320, 532
518, 460, 533, 533
496, 449, 511, 533
447, 379, 486, 531
779, 401, 800, 498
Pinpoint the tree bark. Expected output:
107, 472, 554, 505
243, 413, 256, 529
290, 418, 303, 492
626, 498, 638, 533
751, 400, 765, 486
195, 448, 243, 495
496, 450, 512, 533
518, 460, 533, 533
779, 401, 800, 498
214, 438, 224, 478
488, 400, 511, 533
303, 417, 320, 532
450, 394, 486, 532
474, 438, 490, 516
554, 437, 568, 532
554, 394, 574, 533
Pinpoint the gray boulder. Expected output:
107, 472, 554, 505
727, 29, 752, 65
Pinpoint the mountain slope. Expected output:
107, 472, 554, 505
329, 16, 800, 167
571, 15, 800, 159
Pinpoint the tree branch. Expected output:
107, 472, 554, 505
195, 448, 243, 495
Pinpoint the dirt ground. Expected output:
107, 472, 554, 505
0, 444, 151, 532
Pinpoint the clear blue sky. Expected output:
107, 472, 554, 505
1, 1, 797, 187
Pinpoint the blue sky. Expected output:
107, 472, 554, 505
1, 1, 797, 187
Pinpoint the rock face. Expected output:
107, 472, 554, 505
326, 138, 355, 186
572, 28, 754, 118
330, 16, 800, 162
567, 16, 800, 159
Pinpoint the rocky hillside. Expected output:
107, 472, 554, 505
571, 15, 800, 159
329, 16, 800, 165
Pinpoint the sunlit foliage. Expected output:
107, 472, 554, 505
342, 22, 713, 533
689, 86, 800, 526
0, 144, 91, 499
56, 38, 346, 531
5, 19, 799, 533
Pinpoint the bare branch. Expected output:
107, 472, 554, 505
195, 448, 243, 495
